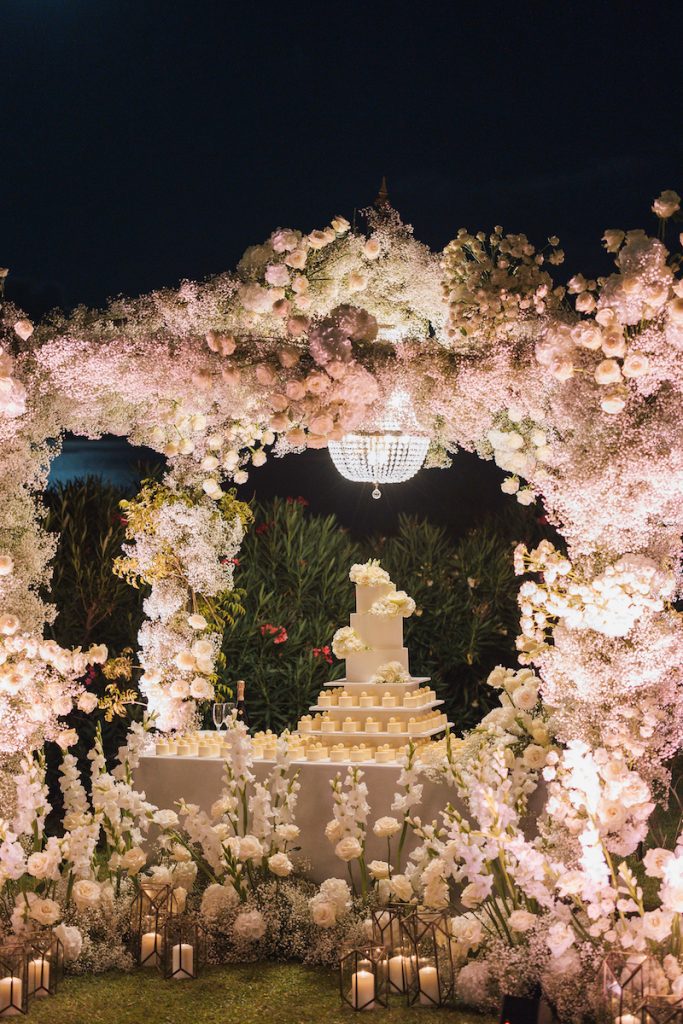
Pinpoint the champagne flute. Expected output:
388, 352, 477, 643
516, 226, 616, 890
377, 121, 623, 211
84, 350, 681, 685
212, 702, 225, 731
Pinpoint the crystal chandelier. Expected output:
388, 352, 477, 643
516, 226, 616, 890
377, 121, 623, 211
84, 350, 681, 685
328, 391, 429, 499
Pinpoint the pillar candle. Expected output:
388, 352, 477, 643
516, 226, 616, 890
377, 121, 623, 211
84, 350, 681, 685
0, 976, 22, 1016
140, 931, 161, 966
418, 964, 440, 1005
388, 954, 406, 992
171, 942, 194, 979
614, 1016, 640, 1024
351, 969, 374, 1010
27, 958, 49, 996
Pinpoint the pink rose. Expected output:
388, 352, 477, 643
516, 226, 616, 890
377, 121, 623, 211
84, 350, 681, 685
286, 428, 306, 446
270, 413, 290, 431
270, 393, 289, 412
287, 315, 310, 337
306, 372, 330, 395
265, 264, 290, 287
256, 363, 277, 386
222, 366, 241, 385
285, 381, 306, 401
278, 347, 300, 368
272, 298, 291, 318
309, 414, 334, 436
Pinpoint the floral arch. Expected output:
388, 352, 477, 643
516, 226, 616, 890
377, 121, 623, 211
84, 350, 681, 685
0, 190, 682, 1012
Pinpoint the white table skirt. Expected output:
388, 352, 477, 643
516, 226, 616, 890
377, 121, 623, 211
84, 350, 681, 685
135, 755, 455, 883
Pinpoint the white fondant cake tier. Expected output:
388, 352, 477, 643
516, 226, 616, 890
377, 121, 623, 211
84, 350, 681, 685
345, 648, 409, 682
355, 582, 395, 614
349, 611, 403, 649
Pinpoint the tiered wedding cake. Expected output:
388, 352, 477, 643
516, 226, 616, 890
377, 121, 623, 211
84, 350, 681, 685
295, 560, 451, 764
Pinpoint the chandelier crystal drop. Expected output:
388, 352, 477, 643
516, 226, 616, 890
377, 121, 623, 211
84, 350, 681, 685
328, 390, 429, 498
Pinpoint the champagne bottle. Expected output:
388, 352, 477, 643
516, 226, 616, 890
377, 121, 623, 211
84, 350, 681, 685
235, 680, 250, 729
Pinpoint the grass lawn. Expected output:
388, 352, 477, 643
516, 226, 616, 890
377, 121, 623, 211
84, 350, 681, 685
27, 962, 497, 1024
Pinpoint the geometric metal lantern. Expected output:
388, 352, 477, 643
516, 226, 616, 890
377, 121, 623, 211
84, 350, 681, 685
600, 953, 681, 1024
130, 882, 175, 968
27, 932, 63, 1000
370, 906, 414, 995
339, 944, 389, 1011
161, 917, 206, 981
0, 941, 29, 1017
399, 910, 456, 1008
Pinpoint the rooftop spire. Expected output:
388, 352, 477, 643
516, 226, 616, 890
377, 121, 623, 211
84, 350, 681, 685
374, 176, 390, 209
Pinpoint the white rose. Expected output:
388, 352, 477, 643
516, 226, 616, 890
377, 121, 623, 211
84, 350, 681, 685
120, 847, 146, 874
72, 879, 101, 912
652, 189, 681, 218
190, 677, 214, 700
187, 613, 208, 630
233, 909, 266, 942
268, 853, 293, 877
53, 924, 82, 962
594, 359, 622, 385
26, 851, 54, 879
508, 909, 536, 932
363, 238, 381, 259
251, 449, 267, 467
390, 874, 414, 902
310, 897, 337, 928
325, 819, 343, 844
14, 319, 34, 340
29, 898, 61, 926
500, 477, 519, 495
512, 684, 538, 710
201, 883, 238, 920
522, 744, 547, 770
174, 650, 195, 672
77, 692, 99, 714
335, 836, 362, 862
0, 614, 20, 635
275, 824, 300, 843
238, 835, 263, 861
622, 351, 649, 378
643, 848, 674, 879
368, 860, 390, 880
373, 816, 401, 838
0, 555, 14, 576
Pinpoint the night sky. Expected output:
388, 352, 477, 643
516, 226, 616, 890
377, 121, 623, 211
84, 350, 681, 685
3, 2, 683, 532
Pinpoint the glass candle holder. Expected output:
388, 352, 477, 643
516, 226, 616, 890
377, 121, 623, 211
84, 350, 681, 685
400, 910, 455, 1008
130, 882, 174, 967
27, 932, 63, 999
339, 944, 389, 1012
600, 953, 680, 1024
0, 943, 28, 1017
161, 918, 206, 980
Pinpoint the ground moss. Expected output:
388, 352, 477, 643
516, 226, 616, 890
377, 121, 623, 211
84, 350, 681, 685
29, 962, 496, 1024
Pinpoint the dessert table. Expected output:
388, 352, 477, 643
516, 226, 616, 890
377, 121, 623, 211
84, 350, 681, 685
135, 753, 454, 883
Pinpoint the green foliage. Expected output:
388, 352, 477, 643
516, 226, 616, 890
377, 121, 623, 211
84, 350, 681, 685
215, 498, 359, 732
44, 479, 144, 652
